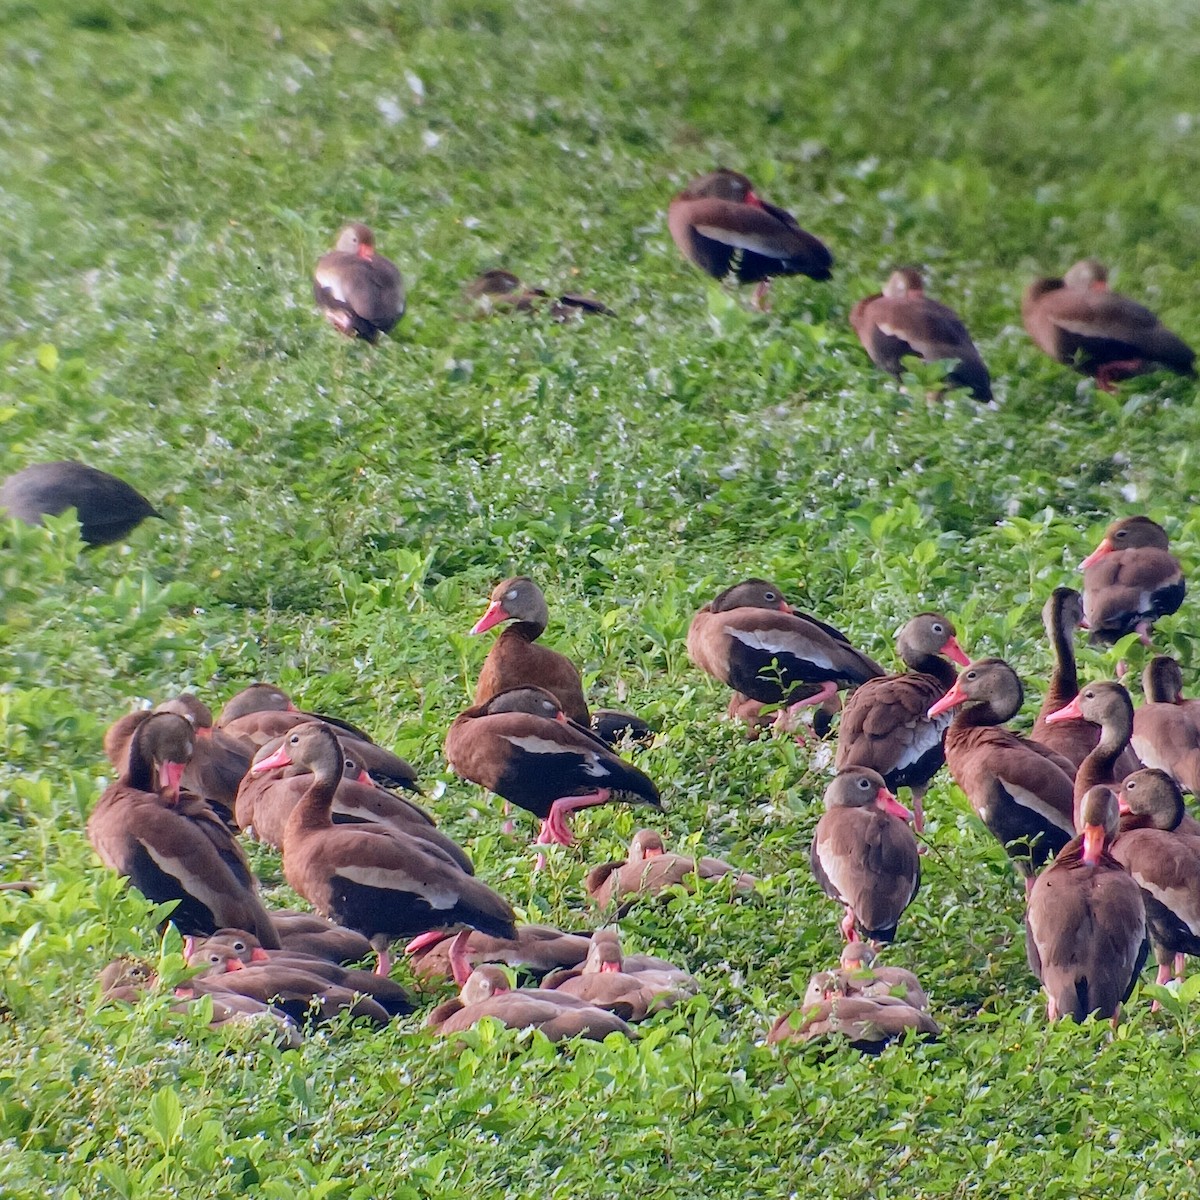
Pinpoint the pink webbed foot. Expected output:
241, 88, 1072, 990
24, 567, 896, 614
840, 906, 859, 943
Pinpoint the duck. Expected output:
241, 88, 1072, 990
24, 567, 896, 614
465, 269, 615, 320
803, 943, 929, 1011
426, 966, 634, 1041
1029, 588, 1104, 771
768, 994, 938, 1051
266, 911, 374, 964
0, 461, 161, 546
1022, 259, 1194, 391
87, 713, 281, 947
930, 658, 1076, 892
849, 269, 991, 400
1117, 768, 1200, 841
810, 768, 920, 943
251, 724, 516, 975
471, 576, 590, 725
1079, 516, 1185, 645
1025, 786, 1148, 1022
185, 932, 415, 1016
313, 222, 405, 342
217, 683, 420, 792
687, 579, 884, 733
1045, 681, 1139, 823
406, 924, 594, 983
667, 169, 833, 308
1132, 657, 1200, 796
539, 930, 697, 1020
235, 737, 465, 868
444, 686, 661, 848
584, 828, 756, 911
1111, 774, 1200, 991
834, 611, 970, 831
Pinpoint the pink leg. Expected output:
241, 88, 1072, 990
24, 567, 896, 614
404, 929, 448, 956
774, 681, 839, 735
1136, 621, 1154, 648
1046, 996, 1058, 1021
448, 929, 473, 987
910, 788, 926, 836
753, 280, 771, 311
1095, 359, 1146, 392
502, 800, 515, 835
840, 906, 858, 942
543, 789, 613, 846
1175, 953, 1187, 981
1024, 874, 1036, 899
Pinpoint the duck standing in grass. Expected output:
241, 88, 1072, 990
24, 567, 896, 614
313, 222, 405, 342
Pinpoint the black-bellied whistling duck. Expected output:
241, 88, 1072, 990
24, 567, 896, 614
1022, 259, 1194, 391
426, 966, 634, 1041
1079, 516, 1185, 645
313, 223, 405, 342
1112, 773, 1200, 991
804, 943, 930, 1011
444, 686, 661, 849
849, 269, 992, 400
406, 924, 594, 982
251, 724, 515, 975
768, 994, 938, 1051
217, 683, 420, 792
667, 169, 833, 309
87, 713, 281, 948
1025, 785, 1147, 1023
540, 930, 697, 1020
156, 695, 253, 818
1031, 588, 1109, 772
471, 576, 590, 725
98, 958, 303, 1045
1118, 768, 1200, 840
1045, 681, 1139, 823
235, 737, 466, 869
810, 768, 920, 943
0, 461, 160, 546
1133, 658, 1200, 796
834, 612, 969, 832
185, 932, 414, 1015
267, 911, 374, 964
584, 828, 756, 911
688, 579, 883, 733
465, 269, 615, 321
930, 658, 1076, 892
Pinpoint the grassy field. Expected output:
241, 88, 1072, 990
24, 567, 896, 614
4, 0, 1200, 1195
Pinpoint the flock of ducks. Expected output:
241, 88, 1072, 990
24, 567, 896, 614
1, 169, 1197, 545
79, 509, 1200, 1045
5, 167, 1199, 1048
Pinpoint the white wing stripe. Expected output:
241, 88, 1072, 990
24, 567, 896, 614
997, 778, 1075, 835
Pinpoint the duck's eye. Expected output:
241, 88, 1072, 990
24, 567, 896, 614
208, 952, 221, 964
932, 623, 944, 635
232, 940, 246, 953
857, 778, 870, 789
289, 734, 300, 744
1115, 529, 1127, 538
966, 671, 977, 680
764, 591, 777, 602
505, 589, 518, 601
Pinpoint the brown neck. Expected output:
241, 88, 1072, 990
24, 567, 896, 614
1045, 605, 1078, 708
1085, 707, 1133, 782
953, 697, 1014, 730
907, 652, 959, 691
293, 771, 339, 831
504, 621, 545, 643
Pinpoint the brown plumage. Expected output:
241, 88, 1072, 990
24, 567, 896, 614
471, 576, 589, 725
804, 943, 929, 1011
1112, 772, 1200, 988
267, 911, 373, 964
1030, 588, 1102, 771
768, 994, 938, 1051
251, 724, 516, 975
1045, 681, 1139, 823
1022, 259, 1194, 391
834, 612, 969, 831
0, 461, 160, 546
313, 223, 405, 342
585, 828, 756, 911
1132, 657, 1200, 797
235, 737, 463, 867
444, 686, 661, 847
427, 966, 634, 1041
87, 713, 281, 947
1025, 786, 1148, 1022
688, 579, 884, 731
465, 269, 614, 320
186, 931, 414, 1015
931, 658, 1076, 888
1118, 768, 1200, 841
1079, 516, 1185, 645
668, 169, 833, 308
809, 768, 920, 943
849, 268, 991, 399
539, 930, 697, 1021
407, 924, 594, 982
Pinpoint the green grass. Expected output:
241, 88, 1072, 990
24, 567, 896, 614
5, 0, 1200, 1195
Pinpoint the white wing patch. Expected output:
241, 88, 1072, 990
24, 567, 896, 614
338, 863, 458, 909
728, 627, 832, 669
141, 843, 228, 910
814, 842, 853, 904
1133, 876, 1200, 934
314, 267, 348, 303
502, 734, 610, 778
694, 224, 784, 255
996, 778, 1075, 835
892, 725, 942, 771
